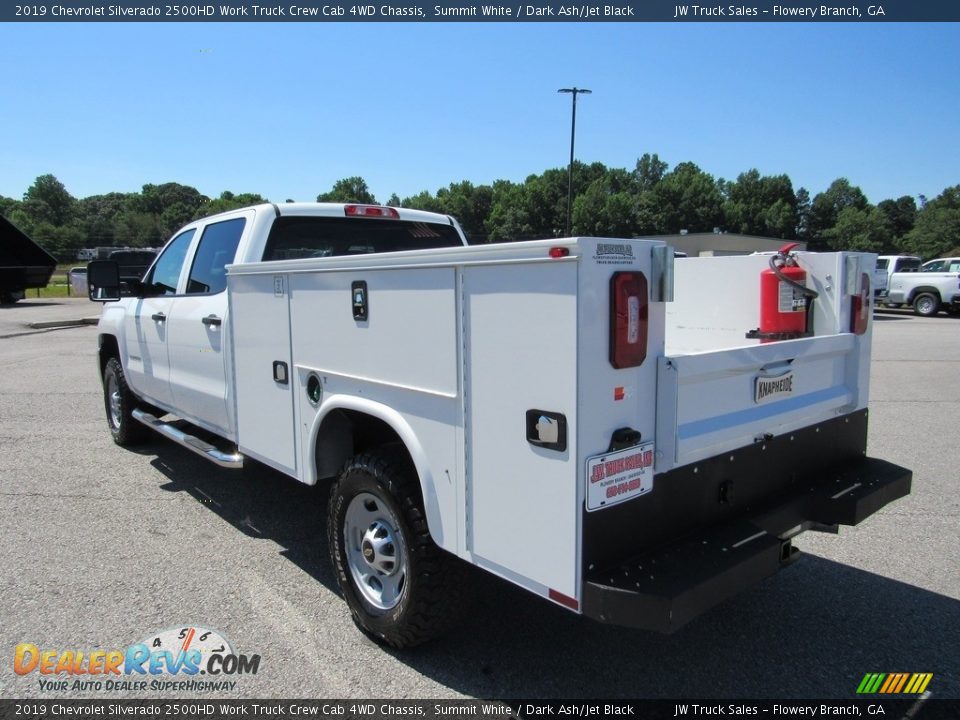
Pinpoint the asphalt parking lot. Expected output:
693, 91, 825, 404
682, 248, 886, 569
1, 298, 957, 701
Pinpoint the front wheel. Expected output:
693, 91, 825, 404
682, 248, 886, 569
913, 293, 940, 317
103, 357, 149, 446
328, 448, 461, 648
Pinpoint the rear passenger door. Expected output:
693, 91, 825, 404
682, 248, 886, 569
166, 215, 249, 437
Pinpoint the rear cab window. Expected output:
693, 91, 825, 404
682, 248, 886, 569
261, 217, 463, 262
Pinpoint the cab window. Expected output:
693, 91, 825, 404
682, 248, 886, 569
145, 229, 196, 295
186, 218, 246, 295
922, 260, 946, 272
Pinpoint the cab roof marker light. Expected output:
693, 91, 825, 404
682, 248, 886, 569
344, 205, 400, 219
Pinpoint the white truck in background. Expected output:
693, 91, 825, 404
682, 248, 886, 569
875, 254, 921, 296
88, 203, 911, 647
885, 256, 960, 316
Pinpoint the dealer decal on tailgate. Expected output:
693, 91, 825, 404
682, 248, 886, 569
586, 443, 655, 511
755, 370, 795, 404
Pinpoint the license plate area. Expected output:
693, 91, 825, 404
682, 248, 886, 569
586, 442, 655, 512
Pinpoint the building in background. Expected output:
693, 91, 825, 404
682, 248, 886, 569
648, 232, 806, 257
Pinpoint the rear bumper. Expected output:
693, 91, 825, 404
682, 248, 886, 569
581, 456, 911, 633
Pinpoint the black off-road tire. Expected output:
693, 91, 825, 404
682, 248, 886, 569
103, 357, 149, 446
328, 447, 463, 648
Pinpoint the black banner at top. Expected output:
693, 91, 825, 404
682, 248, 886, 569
4, 0, 960, 22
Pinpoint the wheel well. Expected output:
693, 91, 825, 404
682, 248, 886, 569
98, 334, 120, 376
909, 287, 941, 303
314, 409, 415, 482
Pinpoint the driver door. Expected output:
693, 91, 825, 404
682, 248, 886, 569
123, 228, 195, 407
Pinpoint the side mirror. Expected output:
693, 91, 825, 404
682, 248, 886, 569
87, 260, 121, 302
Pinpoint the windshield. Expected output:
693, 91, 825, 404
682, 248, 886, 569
262, 216, 463, 261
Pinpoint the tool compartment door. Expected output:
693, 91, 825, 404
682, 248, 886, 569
229, 272, 297, 476
463, 261, 579, 597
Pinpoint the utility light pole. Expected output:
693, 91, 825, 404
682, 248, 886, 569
558, 87, 591, 237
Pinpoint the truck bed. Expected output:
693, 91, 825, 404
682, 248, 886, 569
226, 238, 904, 630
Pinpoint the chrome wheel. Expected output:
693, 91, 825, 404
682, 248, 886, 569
343, 492, 408, 610
914, 294, 939, 317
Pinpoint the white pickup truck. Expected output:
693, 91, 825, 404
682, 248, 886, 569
886, 256, 960, 316
88, 203, 911, 647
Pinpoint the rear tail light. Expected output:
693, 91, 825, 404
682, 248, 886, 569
851, 272, 870, 335
344, 205, 400, 219
609, 271, 648, 369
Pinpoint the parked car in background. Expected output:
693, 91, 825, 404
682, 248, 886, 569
69, 267, 89, 297
920, 257, 960, 273
875, 255, 921, 305
886, 257, 960, 316
108, 249, 157, 281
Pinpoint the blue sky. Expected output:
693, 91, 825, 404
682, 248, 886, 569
1, 22, 957, 206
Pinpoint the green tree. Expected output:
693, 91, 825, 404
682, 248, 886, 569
385, 193, 402, 207
77, 192, 134, 247
401, 190, 444, 213
902, 186, 960, 259
652, 162, 724, 234
13, 219, 85, 261
436, 181, 494, 242
22, 174, 76, 227
485, 181, 534, 242
573, 182, 636, 238
722, 169, 798, 238
807, 178, 868, 248
0, 195, 18, 218
112, 209, 162, 248
572, 168, 642, 237
317, 177, 376, 204
877, 196, 917, 245
198, 191, 268, 218
821, 206, 892, 252
795, 187, 811, 240
633, 153, 668, 192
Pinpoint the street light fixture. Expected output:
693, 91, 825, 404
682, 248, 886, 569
558, 87, 591, 236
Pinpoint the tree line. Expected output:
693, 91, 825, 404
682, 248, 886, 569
2, 155, 957, 262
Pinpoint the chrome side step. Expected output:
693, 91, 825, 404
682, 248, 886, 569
132, 408, 244, 469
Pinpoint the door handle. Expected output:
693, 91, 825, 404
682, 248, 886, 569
202, 314, 222, 327
151, 313, 166, 322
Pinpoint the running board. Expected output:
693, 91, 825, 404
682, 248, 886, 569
132, 408, 244, 469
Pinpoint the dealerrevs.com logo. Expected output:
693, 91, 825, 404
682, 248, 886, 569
13, 626, 260, 693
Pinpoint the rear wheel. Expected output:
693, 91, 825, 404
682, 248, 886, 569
913, 293, 940, 317
103, 357, 149, 446
328, 448, 462, 648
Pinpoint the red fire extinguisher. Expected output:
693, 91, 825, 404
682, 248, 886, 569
748, 243, 819, 342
